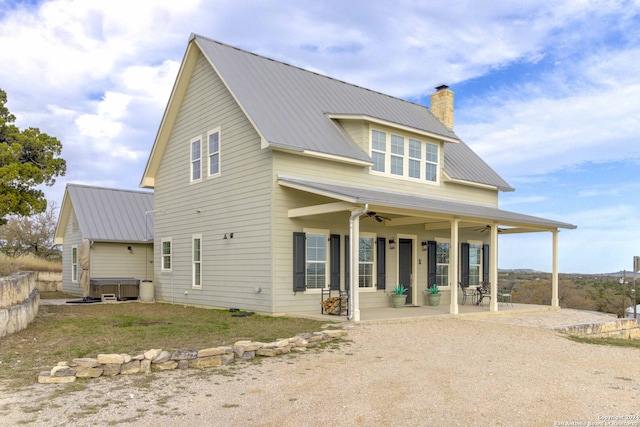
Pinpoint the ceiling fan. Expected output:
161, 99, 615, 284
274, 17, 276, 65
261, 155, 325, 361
363, 212, 391, 222
474, 225, 504, 233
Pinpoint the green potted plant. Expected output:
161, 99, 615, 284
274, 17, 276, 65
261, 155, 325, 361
427, 284, 441, 306
390, 284, 408, 308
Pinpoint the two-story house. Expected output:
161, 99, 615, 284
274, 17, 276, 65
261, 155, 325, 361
140, 34, 576, 321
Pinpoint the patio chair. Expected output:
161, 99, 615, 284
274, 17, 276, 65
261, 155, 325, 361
458, 282, 477, 305
476, 282, 492, 306
498, 286, 513, 306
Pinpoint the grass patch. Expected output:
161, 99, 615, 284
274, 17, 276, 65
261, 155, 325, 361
0, 302, 332, 388
0, 254, 61, 276
567, 335, 640, 348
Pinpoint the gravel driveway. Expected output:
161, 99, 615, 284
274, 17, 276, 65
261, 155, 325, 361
1, 314, 639, 426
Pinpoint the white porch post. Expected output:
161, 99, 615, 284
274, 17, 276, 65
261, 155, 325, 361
551, 230, 559, 308
350, 209, 362, 321
450, 218, 460, 315
489, 222, 499, 312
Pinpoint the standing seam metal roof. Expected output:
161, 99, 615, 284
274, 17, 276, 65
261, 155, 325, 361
66, 184, 154, 242
193, 35, 513, 192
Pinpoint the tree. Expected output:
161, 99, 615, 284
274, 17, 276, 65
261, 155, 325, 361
0, 202, 61, 261
0, 89, 66, 225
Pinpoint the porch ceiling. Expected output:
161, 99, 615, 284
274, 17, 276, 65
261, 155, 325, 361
278, 174, 577, 233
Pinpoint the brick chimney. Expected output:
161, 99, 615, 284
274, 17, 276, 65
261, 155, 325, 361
430, 85, 454, 129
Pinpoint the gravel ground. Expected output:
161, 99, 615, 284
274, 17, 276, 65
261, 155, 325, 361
1, 315, 639, 426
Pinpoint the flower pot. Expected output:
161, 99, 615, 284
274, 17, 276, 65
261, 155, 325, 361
428, 293, 441, 306
391, 294, 407, 308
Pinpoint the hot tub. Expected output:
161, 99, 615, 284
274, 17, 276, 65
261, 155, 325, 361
89, 278, 140, 300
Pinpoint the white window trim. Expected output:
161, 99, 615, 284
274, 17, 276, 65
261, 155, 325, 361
161, 238, 172, 272
467, 240, 483, 286
207, 127, 221, 178
190, 136, 202, 183
369, 127, 440, 185
303, 228, 330, 292
71, 245, 78, 283
436, 238, 451, 290
192, 234, 202, 289
359, 232, 377, 292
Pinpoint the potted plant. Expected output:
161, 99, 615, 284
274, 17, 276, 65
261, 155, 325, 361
427, 284, 441, 306
390, 284, 408, 308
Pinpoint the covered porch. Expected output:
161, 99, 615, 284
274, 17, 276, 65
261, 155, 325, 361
280, 175, 577, 322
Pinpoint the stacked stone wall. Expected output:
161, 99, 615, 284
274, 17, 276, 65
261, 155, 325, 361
35, 271, 62, 292
0, 271, 40, 338
38, 329, 347, 384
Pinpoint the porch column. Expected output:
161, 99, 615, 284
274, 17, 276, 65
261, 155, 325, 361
350, 209, 362, 322
551, 230, 559, 308
489, 222, 499, 312
450, 218, 460, 315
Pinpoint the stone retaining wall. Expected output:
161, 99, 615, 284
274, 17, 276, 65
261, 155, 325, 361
555, 318, 640, 339
38, 329, 348, 384
35, 271, 62, 292
0, 272, 40, 338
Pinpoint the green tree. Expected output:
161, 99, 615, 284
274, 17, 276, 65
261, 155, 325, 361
0, 89, 66, 224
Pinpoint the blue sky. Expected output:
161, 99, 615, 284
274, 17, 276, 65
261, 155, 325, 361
1, 0, 639, 273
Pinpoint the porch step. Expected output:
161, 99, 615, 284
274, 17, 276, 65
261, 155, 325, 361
100, 294, 117, 302
554, 318, 640, 339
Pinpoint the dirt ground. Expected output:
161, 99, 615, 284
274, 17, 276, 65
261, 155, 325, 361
1, 315, 639, 426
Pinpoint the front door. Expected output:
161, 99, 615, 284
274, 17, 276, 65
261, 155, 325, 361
399, 239, 413, 305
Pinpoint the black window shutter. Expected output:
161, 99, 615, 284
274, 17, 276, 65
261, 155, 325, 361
344, 235, 350, 288
427, 240, 437, 286
461, 242, 470, 286
376, 237, 386, 290
293, 232, 306, 292
330, 234, 340, 290
482, 244, 490, 283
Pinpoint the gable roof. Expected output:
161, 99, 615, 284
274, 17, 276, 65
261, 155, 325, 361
54, 184, 154, 244
141, 34, 513, 191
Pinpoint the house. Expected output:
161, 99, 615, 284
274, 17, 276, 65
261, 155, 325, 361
140, 34, 576, 320
54, 184, 154, 298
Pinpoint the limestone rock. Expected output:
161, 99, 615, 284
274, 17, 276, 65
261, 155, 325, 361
256, 348, 277, 357
144, 349, 162, 360
97, 353, 124, 364
102, 363, 121, 376
177, 360, 190, 369
51, 366, 76, 377
122, 354, 132, 364
172, 349, 197, 360
140, 359, 151, 374
152, 350, 171, 363
190, 356, 222, 369
121, 360, 141, 375
152, 360, 178, 371
221, 354, 235, 365
198, 347, 229, 357
38, 372, 76, 384
75, 366, 103, 378
72, 358, 100, 368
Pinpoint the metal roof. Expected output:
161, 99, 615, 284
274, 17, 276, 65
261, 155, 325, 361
193, 35, 513, 191
58, 184, 154, 243
277, 175, 576, 230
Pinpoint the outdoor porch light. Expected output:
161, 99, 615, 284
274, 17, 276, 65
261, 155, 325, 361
389, 238, 396, 249
421, 241, 428, 251
223, 233, 234, 239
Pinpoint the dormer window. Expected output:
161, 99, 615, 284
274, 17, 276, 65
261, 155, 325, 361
370, 129, 439, 183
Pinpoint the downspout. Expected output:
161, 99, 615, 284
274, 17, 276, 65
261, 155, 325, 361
347, 204, 368, 321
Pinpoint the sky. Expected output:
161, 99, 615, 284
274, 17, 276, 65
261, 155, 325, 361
1, 0, 639, 274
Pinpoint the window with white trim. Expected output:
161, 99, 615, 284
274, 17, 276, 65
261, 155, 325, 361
370, 128, 440, 183
436, 241, 449, 288
359, 234, 376, 288
305, 230, 328, 290
161, 238, 172, 271
71, 245, 78, 282
191, 137, 202, 182
192, 234, 202, 288
208, 128, 220, 177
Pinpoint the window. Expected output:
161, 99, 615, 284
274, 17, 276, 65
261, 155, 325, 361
408, 139, 421, 179
426, 143, 438, 182
161, 238, 172, 271
359, 235, 375, 288
469, 243, 482, 286
371, 130, 386, 172
71, 245, 78, 282
192, 235, 202, 288
305, 232, 328, 289
191, 137, 201, 182
436, 241, 449, 288
390, 134, 404, 176
208, 129, 220, 177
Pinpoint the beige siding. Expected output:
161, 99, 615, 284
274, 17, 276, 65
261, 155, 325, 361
61, 209, 83, 295
153, 50, 273, 312
90, 242, 153, 280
